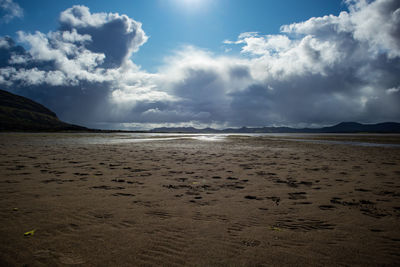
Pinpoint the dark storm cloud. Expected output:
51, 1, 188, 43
59, 5, 147, 68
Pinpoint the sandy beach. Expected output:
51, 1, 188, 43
0, 133, 399, 266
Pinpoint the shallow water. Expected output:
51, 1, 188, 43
0, 132, 230, 145
1, 132, 400, 148
281, 138, 400, 148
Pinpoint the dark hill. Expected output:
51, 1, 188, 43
151, 122, 400, 133
318, 122, 400, 133
0, 89, 87, 131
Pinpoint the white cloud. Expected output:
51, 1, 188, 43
16, 30, 107, 85
282, 0, 400, 58
387, 87, 400, 94
59, 5, 148, 67
0, 37, 10, 48
59, 5, 108, 28
0, 0, 23, 23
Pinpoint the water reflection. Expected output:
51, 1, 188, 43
281, 138, 400, 148
1, 132, 399, 148
19, 133, 229, 145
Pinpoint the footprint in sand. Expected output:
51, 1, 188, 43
59, 254, 85, 265
319, 205, 337, 210
34, 250, 85, 265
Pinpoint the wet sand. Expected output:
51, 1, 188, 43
0, 133, 399, 266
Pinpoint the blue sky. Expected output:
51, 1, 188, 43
1, 0, 346, 72
0, 0, 399, 130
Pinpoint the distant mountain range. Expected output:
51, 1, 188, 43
151, 122, 400, 134
1, 89, 399, 133
0, 89, 87, 132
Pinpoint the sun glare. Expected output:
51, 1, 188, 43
172, 0, 210, 11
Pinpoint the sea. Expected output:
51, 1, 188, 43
2, 132, 400, 148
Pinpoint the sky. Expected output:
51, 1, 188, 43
0, 0, 399, 130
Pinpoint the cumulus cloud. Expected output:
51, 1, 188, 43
59, 5, 148, 68
0, 0, 23, 23
0, 0, 399, 129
